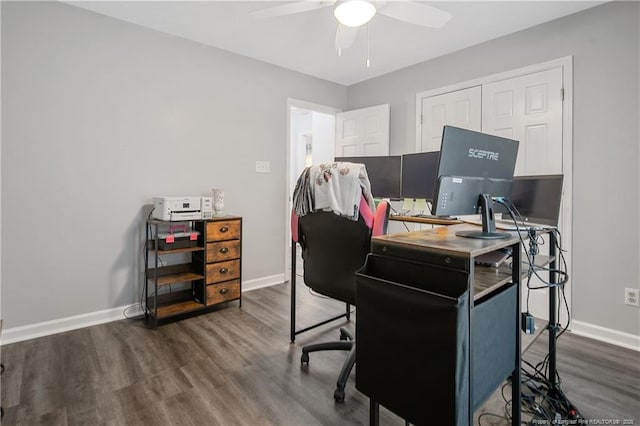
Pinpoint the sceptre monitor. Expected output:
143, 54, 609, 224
334, 155, 402, 199
432, 126, 520, 239
400, 151, 440, 200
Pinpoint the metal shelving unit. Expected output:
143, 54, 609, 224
144, 219, 206, 326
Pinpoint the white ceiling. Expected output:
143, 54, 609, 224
66, 1, 605, 86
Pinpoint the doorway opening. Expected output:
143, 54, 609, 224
285, 99, 341, 279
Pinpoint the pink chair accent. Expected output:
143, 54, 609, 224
372, 200, 390, 237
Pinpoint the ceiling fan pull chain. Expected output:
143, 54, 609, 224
366, 22, 371, 68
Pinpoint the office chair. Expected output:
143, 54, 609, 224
291, 163, 390, 402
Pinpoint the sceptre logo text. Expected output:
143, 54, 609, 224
468, 148, 499, 161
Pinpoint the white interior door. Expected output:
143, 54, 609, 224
482, 67, 567, 323
482, 68, 563, 176
335, 104, 390, 157
419, 86, 482, 152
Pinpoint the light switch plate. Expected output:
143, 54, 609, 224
256, 161, 270, 173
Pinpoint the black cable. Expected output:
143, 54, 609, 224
494, 199, 570, 334
493, 198, 579, 421
477, 412, 510, 426
494, 199, 569, 289
126, 207, 156, 320
522, 352, 580, 421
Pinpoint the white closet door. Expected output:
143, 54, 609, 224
335, 104, 390, 157
482, 67, 566, 322
482, 68, 563, 175
419, 86, 481, 152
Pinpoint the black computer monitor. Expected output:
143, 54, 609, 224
497, 174, 564, 226
334, 156, 402, 199
400, 151, 440, 200
432, 126, 520, 239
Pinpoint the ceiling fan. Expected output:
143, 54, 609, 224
251, 0, 452, 53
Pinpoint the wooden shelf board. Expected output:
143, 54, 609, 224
147, 271, 205, 286
389, 215, 463, 226
156, 300, 204, 318
146, 290, 205, 318
473, 255, 554, 300
149, 244, 204, 255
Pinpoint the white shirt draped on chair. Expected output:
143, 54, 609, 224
293, 162, 375, 221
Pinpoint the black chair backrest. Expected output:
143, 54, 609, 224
298, 211, 372, 306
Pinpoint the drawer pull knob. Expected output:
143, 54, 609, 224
219, 267, 229, 274
219, 247, 229, 254
219, 288, 229, 295
220, 226, 229, 233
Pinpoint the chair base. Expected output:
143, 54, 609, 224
301, 328, 356, 402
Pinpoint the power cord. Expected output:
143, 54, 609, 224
124, 208, 155, 320
496, 198, 571, 328
493, 198, 570, 287
492, 197, 579, 421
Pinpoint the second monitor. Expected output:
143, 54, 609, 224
334, 155, 402, 199
400, 151, 440, 201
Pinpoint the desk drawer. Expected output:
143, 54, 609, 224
206, 259, 240, 284
207, 240, 240, 262
207, 280, 240, 305
207, 220, 241, 242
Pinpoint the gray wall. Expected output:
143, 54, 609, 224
1, 2, 347, 328
348, 2, 640, 336
3, 1, 639, 338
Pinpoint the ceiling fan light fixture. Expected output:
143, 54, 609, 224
334, 0, 376, 27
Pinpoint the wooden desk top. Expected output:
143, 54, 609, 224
374, 223, 521, 258
389, 214, 462, 226
372, 224, 542, 300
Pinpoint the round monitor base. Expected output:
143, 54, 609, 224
455, 230, 511, 240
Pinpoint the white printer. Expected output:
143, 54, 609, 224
152, 196, 213, 221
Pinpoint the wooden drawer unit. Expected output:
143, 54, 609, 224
207, 240, 240, 262
206, 220, 241, 242
206, 259, 241, 284
206, 280, 241, 306
196, 216, 242, 308
145, 215, 242, 327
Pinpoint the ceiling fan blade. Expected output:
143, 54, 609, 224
335, 24, 359, 50
251, 1, 331, 19
377, 1, 452, 28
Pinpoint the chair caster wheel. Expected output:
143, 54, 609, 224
339, 328, 352, 341
301, 352, 309, 365
334, 388, 345, 402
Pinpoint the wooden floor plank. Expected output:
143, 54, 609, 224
1, 281, 638, 425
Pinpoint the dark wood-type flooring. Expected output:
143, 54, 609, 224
1, 282, 639, 425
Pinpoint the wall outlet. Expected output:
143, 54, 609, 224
624, 288, 640, 307
255, 160, 270, 173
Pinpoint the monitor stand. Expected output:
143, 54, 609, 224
456, 194, 511, 239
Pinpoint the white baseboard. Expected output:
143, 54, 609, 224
1, 275, 286, 346
242, 273, 285, 292
1, 304, 145, 346
571, 320, 640, 352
